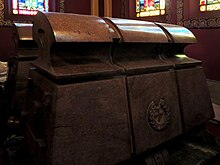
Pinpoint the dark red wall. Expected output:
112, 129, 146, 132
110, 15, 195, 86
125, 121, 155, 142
99, 0, 104, 17
112, 0, 122, 18
0, 27, 14, 61
185, 29, 220, 81
64, 0, 91, 15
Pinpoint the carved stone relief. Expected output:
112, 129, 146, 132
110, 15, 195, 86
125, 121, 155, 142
147, 99, 171, 131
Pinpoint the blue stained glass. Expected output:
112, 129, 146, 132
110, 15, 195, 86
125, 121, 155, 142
13, 0, 49, 15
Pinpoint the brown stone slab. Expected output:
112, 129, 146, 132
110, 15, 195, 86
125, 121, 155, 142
176, 67, 214, 131
127, 71, 182, 154
27, 71, 132, 164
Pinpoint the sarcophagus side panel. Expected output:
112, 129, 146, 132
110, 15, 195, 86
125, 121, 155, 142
127, 71, 182, 154
51, 78, 131, 165
24, 11, 214, 164
176, 67, 214, 131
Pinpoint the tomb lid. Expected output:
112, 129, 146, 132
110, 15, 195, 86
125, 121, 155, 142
104, 17, 168, 43
33, 12, 116, 45
155, 23, 197, 44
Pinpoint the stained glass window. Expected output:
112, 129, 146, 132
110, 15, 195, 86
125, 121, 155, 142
12, 0, 49, 15
136, 0, 165, 17
200, 0, 220, 12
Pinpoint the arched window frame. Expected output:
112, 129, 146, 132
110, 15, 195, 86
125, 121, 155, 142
136, 0, 166, 17
0, 0, 64, 26
12, 0, 50, 15
200, 0, 220, 12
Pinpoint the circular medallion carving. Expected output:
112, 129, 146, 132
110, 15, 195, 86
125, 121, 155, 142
147, 99, 171, 131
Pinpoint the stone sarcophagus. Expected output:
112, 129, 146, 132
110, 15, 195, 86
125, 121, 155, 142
6, 23, 38, 120
10, 23, 38, 90
25, 11, 214, 164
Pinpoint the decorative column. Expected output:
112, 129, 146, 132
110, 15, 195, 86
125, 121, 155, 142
104, 0, 112, 17
91, 0, 99, 16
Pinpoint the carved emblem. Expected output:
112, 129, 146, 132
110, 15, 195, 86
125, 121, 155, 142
147, 99, 171, 131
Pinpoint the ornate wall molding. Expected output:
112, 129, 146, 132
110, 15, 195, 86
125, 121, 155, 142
0, 0, 65, 26
177, 0, 220, 28
0, 0, 11, 26
165, 0, 171, 23
176, 0, 184, 26
120, 0, 126, 18
104, 0, 112, 17
60, 0, 65, 13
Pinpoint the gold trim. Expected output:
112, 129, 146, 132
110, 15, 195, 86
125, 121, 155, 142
165, 0, 171, 23
176, 0, 183, 26
0, 0, 65, 26
0, 0, 8, 26
177, 0, 220, 28
60, 0, 65, 13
